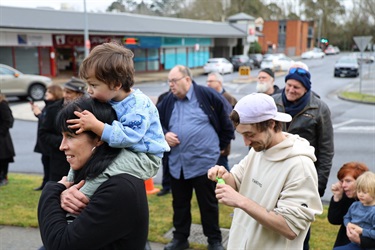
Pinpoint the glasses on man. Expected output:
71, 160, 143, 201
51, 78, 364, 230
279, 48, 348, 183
289, 67, 308, 75
167, 75, 186, 84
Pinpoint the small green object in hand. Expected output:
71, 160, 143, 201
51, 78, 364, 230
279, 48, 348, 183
216, 177, 225, 184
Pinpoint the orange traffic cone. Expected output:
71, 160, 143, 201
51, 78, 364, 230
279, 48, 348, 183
144, 178, 160, 195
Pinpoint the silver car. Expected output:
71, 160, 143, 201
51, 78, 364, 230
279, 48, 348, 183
0, 64, 52, 100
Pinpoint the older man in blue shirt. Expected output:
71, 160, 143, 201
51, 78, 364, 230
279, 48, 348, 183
157, 65, 234, 250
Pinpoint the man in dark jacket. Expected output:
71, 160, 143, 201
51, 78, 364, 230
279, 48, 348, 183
272, 66, 334, 250
157, 65, 234, 250
256, 68, 282, 96
206, 72, 236, 171
39, 77, 86, 181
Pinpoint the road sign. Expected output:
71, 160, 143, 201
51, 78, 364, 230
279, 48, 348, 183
239, 66, 251, 76
353, 36, 372, 94
353, 36, 372, 52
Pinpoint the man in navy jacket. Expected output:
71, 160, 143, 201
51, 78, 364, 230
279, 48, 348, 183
157, 65, 234, 250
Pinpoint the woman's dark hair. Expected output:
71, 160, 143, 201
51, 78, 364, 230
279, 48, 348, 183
56, 97, 121, 183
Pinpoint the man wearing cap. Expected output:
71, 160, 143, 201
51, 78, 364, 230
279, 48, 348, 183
256, 68, 282, 96
272, 66, 334, 249
207, 93, 323, 249
39, 77, 87, 181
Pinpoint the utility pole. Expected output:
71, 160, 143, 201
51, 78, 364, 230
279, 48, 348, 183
84, 0, 90, 58
317, 13, 322, 49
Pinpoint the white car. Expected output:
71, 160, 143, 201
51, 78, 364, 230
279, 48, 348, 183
0, 64, 52, 100
203, 58, 233, 74
301, 48, 325, 59
261, 54, 295, 71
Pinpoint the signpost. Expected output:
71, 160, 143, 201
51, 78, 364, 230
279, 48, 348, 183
353, 36, 373, 93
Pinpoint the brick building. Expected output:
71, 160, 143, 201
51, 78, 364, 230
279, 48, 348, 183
258, 19, 315, 56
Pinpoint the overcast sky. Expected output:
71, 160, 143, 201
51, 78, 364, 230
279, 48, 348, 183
0, 0, 115, 12
0, 0, 353, 13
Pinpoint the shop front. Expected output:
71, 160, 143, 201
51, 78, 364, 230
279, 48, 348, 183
0, 32, 54, 76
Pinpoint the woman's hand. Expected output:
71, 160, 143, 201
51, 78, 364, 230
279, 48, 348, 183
347, 225, 361, 244
60, 180, 89, 215
58, 176, 74, 189
331, 181, 343, 202
348, 222, 363, 235
31, 103, 41, 116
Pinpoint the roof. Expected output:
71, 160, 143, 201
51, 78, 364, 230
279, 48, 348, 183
227, 12, 255, 22
0, 6, 246, 38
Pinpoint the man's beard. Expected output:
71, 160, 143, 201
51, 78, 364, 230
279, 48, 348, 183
256, 80, 272, 93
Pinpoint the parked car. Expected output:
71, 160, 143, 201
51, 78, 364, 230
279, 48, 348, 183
249, 53, 263, 68
324, 45, 337, 55
355, 52, 375, 64
333, 46, 340, 54
203, 58, 233, 74
0, 64, 52, 100
260, 54, 294, 71
334, 56, 360, 77
301, 48, 325, 59
230, 55, 254, 71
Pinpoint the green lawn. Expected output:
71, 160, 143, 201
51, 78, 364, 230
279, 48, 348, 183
0, 173, 339, 249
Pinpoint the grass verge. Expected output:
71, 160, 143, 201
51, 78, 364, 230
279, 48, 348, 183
0, 173, 339, 249
339, 91, 375, 103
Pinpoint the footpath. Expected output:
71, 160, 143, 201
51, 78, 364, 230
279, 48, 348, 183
2, 65, 374, 250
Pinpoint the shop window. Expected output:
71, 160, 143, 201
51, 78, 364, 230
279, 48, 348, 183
0, 47, 13, 67
147, 48, 159, 71
15, 47, 38, 74
133, 49, 146, 71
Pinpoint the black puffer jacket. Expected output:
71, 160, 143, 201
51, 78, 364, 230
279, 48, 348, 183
273, 91, 334, 197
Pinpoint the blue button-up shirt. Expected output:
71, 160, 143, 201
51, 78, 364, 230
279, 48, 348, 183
168, 84, 220, 179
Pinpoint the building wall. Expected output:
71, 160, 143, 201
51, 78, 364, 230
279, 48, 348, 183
258, 21, 279, 54
260, 20, 314, 56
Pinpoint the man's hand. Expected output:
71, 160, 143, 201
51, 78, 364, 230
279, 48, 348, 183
66, 110, 104, 135
207, 165, 229, 182
215, 183, 243, 207
60, 180, 89, 215
165, 132, 180, 147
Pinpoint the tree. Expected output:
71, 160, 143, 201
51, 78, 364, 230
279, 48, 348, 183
179, 0, 225, 21
106, 0, 126, 12
300, 0, 345, 40
149, 0, 186, 17
265, 3, 286, 20
248, 41, 262, 53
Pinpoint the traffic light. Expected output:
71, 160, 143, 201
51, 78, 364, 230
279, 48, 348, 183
320, 38, 329, 44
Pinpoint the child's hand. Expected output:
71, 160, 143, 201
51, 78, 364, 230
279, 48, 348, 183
67, 110, 99, 134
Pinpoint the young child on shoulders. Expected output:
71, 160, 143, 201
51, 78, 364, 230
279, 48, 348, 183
334, 171, 375, 250
66, 42, 169, 199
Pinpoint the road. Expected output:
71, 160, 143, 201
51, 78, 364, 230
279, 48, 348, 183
8, 53, 375, 202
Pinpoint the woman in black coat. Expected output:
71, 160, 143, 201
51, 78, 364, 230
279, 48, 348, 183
0, 93, 15, 186
31, 85, 63, 190
38, 98, 149, 250
328, 161, 375, 248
